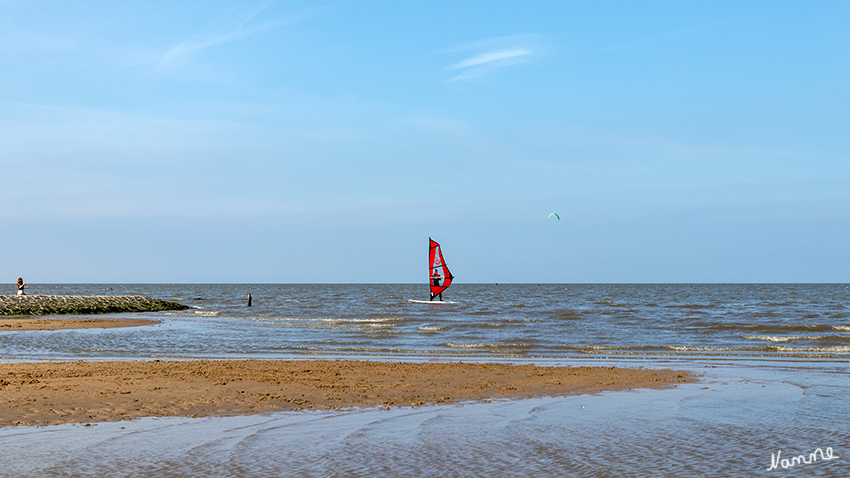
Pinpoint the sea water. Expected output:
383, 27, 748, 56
2, 283, 849, 361
0, 284, 848, 476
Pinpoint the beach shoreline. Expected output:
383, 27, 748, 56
0, 360, 695, 427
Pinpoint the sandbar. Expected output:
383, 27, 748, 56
0, 360, 694, 427
0, 318, 159, 331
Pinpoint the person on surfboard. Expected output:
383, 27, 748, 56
425, 238, 452, 302
430, 269, 443, 301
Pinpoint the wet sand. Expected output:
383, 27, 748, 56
0, 360, 694, 427
0, 318, 159, 331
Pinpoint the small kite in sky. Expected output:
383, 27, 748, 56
548, 212, 560, 220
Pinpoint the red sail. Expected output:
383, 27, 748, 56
429, 238, 453, 299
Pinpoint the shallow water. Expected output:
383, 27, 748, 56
1, 359, 846, 477
2, 283, 848, 361
1, 284, 848, 476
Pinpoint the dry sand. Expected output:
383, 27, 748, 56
0, 318, 159, 331
0, 360, 694, 427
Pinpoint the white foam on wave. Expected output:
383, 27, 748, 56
253, 317, 405, 328
271, 317, 404, 324
665, 345, 736, 352
193, 310, 221, 317
446, 342, 531, 349
741, 335, 827, 342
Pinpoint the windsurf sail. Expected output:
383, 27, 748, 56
429, 238, 453, 300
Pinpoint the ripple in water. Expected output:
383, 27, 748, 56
2, 362, 847, 477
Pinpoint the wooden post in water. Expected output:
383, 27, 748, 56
247, 293, 252, 307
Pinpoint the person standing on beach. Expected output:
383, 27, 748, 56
16, 277, 29, 295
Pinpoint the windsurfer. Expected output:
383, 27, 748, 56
427, 238, 452, 302
431, 269, 442, 301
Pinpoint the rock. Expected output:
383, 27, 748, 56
0, 295, 190, 316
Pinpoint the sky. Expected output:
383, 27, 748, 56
1, 1, 849, 284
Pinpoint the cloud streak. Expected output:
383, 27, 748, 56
150, 1, 319, 74
440, 34, 546, 82
447, 48, 533, 70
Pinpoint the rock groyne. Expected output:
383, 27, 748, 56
0, 295, 189, 316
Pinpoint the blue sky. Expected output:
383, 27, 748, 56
1, 1, 848, 283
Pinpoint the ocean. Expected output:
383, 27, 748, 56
1, 283, 848, 476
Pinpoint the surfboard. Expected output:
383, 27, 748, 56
408, 299, 456, 305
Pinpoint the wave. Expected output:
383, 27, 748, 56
286, 346, 479, 356
555, 344, 850, 355
417, 326, 446, 332
255, 317, 406, 325
446, 342, 533, 350
160, 309, 219, 317
595, 301, 626, 307
449, 322, 527, 330
552, 310, 583, 320
192, 310, 221, 317
741, 335, 831, 343
664, 304, 717, 310
707, 323, 848, 333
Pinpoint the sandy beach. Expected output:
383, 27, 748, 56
0, 360, 693, 427
0, 285, 844, 476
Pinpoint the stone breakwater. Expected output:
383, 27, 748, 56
0, 295, 190, 316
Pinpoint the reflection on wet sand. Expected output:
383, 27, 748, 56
0, 361, 845, 477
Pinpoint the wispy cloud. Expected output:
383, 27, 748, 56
447, 48, 532, 70
149, 1, 320, 74
440, 34, 546, 82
